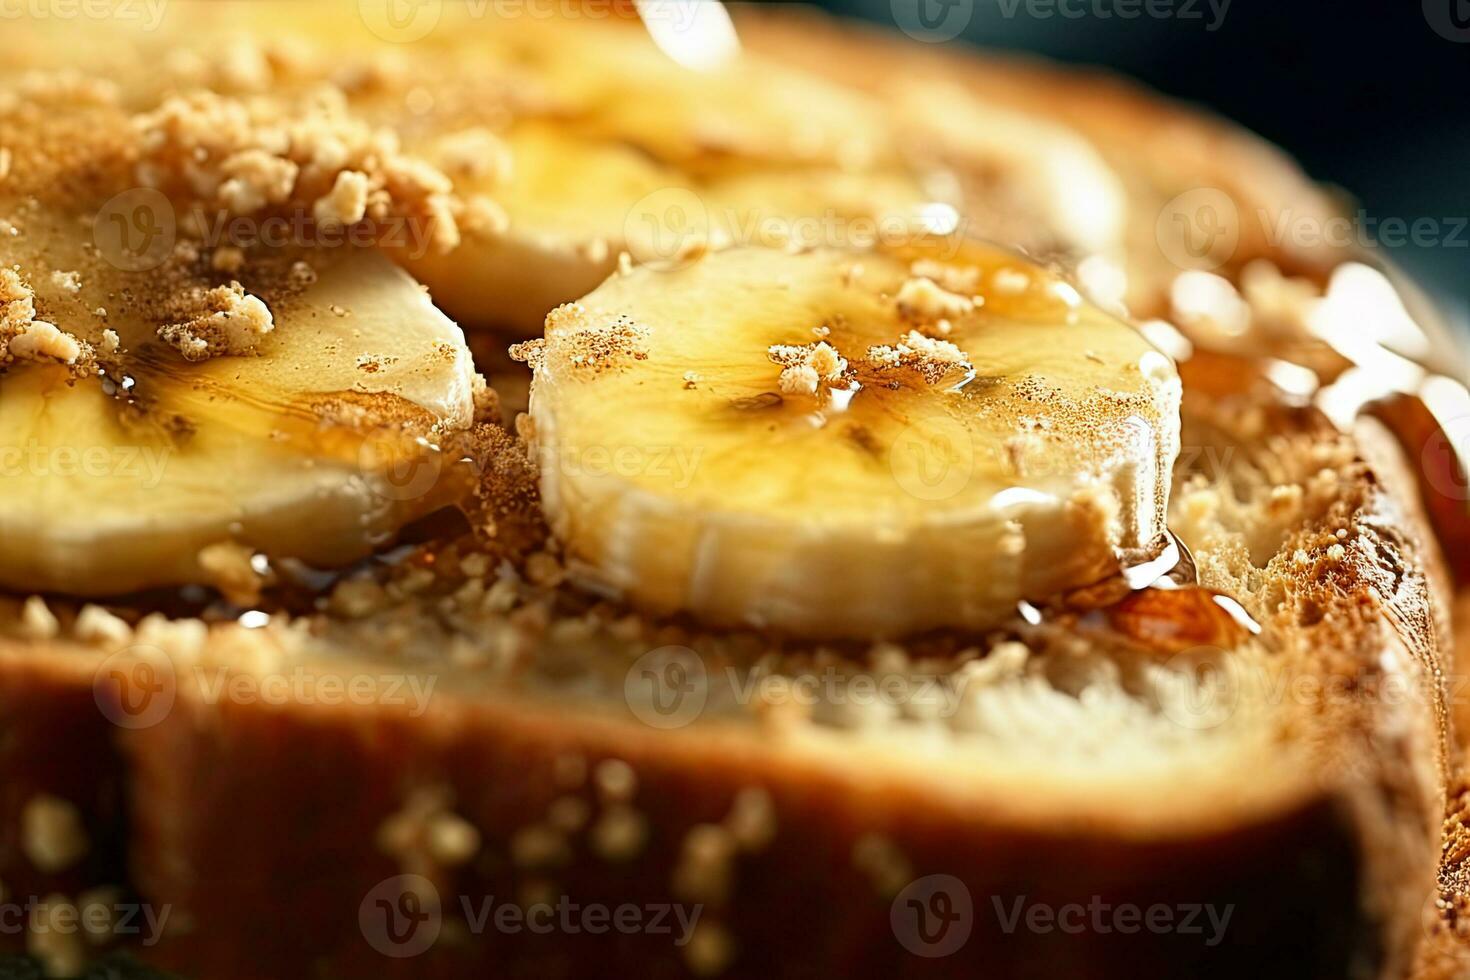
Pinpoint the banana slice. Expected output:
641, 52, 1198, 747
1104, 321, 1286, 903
0, 97, 475, 596
522, 243, 1180, 638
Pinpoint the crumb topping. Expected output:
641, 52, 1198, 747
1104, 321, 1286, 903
0, 269, 95, 373
767, 340, 848, 396
312, 169, 370, 229
896, 274, 977, 322
20, 596, 59, 640
909, 259, 980, 295
132, 89, 464, 255
865, 330, 972, 386
157, 281, 275, 361
436, 127, 513, 185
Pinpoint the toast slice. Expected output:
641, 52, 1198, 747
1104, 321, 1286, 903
0, 358, 1450, 979
0, 4, 1465, 979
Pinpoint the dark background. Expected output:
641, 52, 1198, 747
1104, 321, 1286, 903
804, 0, 1469, 323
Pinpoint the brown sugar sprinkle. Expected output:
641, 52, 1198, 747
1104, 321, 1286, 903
521, 305, 650, 380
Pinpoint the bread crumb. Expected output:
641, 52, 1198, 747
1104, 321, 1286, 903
777, 363, 818, 396
910, 259, 980, 295
99, 329, 120, 354
134, 612, 207, 658
49, 270, 82, 295
0, 148, 11, 183
198, 541, 264, 606
866, 330, 972, 386
133, 90, 461, 253
74, 605, 132, 646
20, 596, 59, 640
22, 795, 89, 873
210, 245, 246, 274
218, 149, 299, 215
992, 268, 1031, 294
9, 320, 83, 366
768, 340, 848, 396
158, 281, 274, 361
313, 169, 370, 229
460, 195, 509, 238
437, 127, 513, 184
896, 275, 975, 321
524, 550, 565, 588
